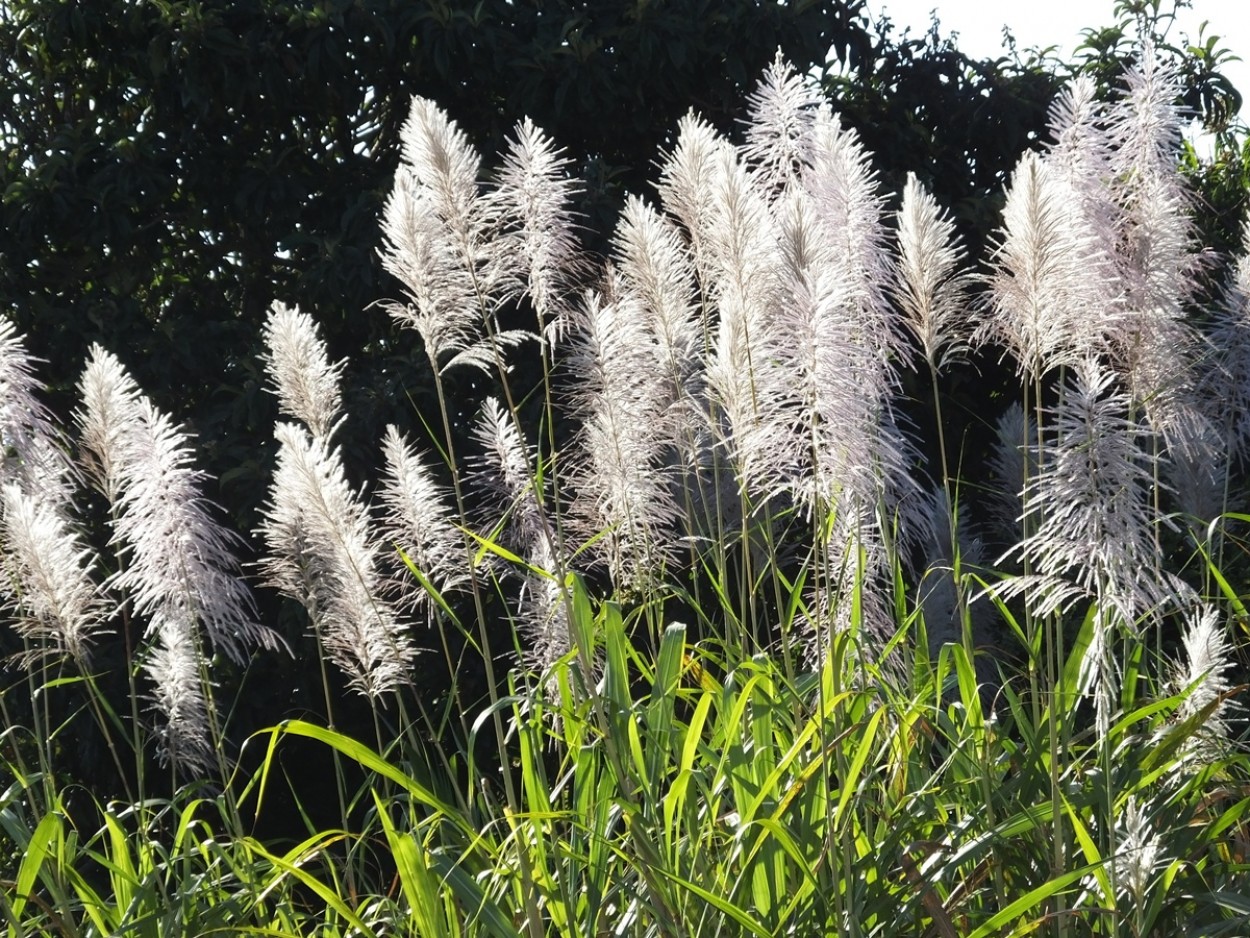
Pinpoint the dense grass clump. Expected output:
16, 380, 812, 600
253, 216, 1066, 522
2, 46, 1249, 937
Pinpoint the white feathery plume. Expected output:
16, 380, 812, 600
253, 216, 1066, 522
611, 197, 714, 544
776, 144, 922, 541
110, 397, 274, 667
980, 151, 1103, 378
397, 96, 489, 250
381, 97, 530, 375
1007, 358, 1179, 623
381, 166, 481, 370
1044, 42, 1198, 347
77, 343, 145, 502
76, 347, 274, 772
567, 287, 681, 591
801, 106, 900, 371
791, 107, 925, 583
997, 359, 1188, 732
490, 117, 583, 338
1045, 75, 1122, 288
1170, 603, 1236, 765
0, 482, 107, 667
1102, 50, 1205, 436
775, 175, 836, 280
1077, 795, 1168, 911
0, 319, 74, 506
1115, 797, 1166, 909
761, 188, 839, 502
1047, 75, 1113, 188
772, 187, 899, 515
259, 422, 414, 699
1105, 171, 1202, 441
894, 173, 972, 372
701, 145, 788, 500
260, 303, 345, 439
612, 196, 703, 412
79, 348, 269, 666
657, 113, 730, 290
763, 113, 921, 656
987, 402, 1037, 546
145, 618, 214, 777
1118, 44, 1182, 149
1198, 221, 1250, 462
471, 398, 568, 671
741, 51, 822, 197
472, 398, 547, 555
377, 425, 465, 615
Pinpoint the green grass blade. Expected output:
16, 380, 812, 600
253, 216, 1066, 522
965, 864, 1097, 938
645, 623, 686, 789
429, 851, 525, 938
10, 808, 61, 928
245, 835, 377, 936
372, 790, 448, 935
833, 707, 885, 832
264, 721, 474, 838
656, 867, 773, 937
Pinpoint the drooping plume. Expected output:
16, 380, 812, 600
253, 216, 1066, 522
567, 286, 681, 592
259, 422, 414, 700
78, 346, 272, 667
0, 319, 74, 506
1006, 358, 1179, 623
0, 483, 107, 668
110, 397, 273, 664
998, 359, 1188, 733
77, 346, 274, 772
471, 398, 568, 671
378, 425, 465, 616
